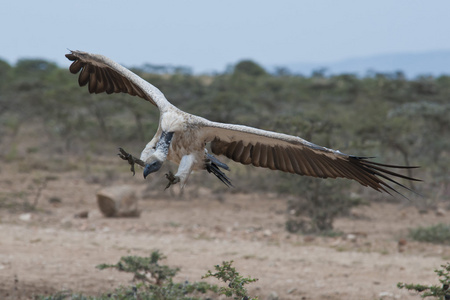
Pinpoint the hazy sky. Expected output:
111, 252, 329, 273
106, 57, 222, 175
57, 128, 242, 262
2, 0, 450, 72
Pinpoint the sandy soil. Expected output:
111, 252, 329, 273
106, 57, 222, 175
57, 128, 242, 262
0, 160, 449, 300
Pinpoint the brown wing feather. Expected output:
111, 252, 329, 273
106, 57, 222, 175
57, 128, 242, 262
203, 122, 420, 196
65, 52, 157, 106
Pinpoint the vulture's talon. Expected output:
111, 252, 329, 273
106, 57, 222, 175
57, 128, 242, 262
117, 147, 144, 176
164, 172, 180, 190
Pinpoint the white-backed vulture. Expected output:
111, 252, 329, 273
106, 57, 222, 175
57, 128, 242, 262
66, 50, 420, 196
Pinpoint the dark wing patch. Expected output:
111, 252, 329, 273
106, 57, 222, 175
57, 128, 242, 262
65, 52, 156, 106
211, 137, 420, 196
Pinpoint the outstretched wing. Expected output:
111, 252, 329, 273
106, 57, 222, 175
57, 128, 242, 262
65, 50, 171, 110
196, 117, 420, 196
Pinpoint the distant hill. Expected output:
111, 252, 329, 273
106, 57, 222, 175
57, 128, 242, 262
275, 50, 450, 78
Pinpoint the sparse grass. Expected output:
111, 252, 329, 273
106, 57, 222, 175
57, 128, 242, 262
48, 197, 62, 204
5, 143, 20, 161
0, 191, 33, 212
379, 249, 390, 256
17, 157, 76, 173
0, 172, 62, 213
409, 224, 450, 245
318, 230, 344, 238
241, 254, 267, 261
166, 221, 181, 228
333, 246, 350, 252
194, 232, 215, 241
30, 175, 59, 208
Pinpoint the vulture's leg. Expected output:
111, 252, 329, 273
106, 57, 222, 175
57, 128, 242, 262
118, 148, 145, 176
165, 154, 195, 189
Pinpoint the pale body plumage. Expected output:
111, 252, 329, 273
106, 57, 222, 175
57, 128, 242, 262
66, 50, 419, 195
140, 110, 208, 185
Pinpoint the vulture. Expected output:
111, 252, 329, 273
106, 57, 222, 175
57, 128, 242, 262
65, 50, 419, 196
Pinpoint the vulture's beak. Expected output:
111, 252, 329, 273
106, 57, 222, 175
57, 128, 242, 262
143, 161, 163, 179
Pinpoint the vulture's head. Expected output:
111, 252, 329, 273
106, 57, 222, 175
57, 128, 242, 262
143, 159, 163, 179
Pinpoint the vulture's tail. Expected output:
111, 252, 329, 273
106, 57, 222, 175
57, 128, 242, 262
205, 154, 233, 187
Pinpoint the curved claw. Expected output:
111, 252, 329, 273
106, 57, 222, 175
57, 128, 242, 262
117, 147, 145, 176
165, 171, 180, 190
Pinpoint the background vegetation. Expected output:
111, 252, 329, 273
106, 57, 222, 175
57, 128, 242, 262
41, 250, 259, 300
0, 57, 448, 232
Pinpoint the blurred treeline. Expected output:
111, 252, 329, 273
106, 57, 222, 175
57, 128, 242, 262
0, 58, 448, 201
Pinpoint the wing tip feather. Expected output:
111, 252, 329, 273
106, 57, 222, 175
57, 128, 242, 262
351, 156, 421, 199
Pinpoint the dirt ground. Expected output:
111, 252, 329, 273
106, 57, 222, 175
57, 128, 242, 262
0, 159, 449, 300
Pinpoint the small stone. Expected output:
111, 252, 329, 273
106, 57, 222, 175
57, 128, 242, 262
287, 287, 297, 294
346, 234, 357, 242
398, 239, 407, 246
398, 238, 407, 252
379, 291, 391, 297
436, 208, 446, 216
97, 185, 140, 217
74, 210, 89, 218
379, 291, 400, 299
267, 291, 279, 300
19, 213, 31, 222
304, 235, 315, 242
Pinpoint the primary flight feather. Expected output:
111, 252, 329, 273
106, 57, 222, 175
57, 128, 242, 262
66, 50, 420, 196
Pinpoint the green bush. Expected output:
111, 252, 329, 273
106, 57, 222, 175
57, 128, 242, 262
409, 224, 450, 245
284, 178, 366, 234
398, 263, 450, 299
96, 250, 179, 286
202, 260, 258, 299
39, 251, 258, 300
